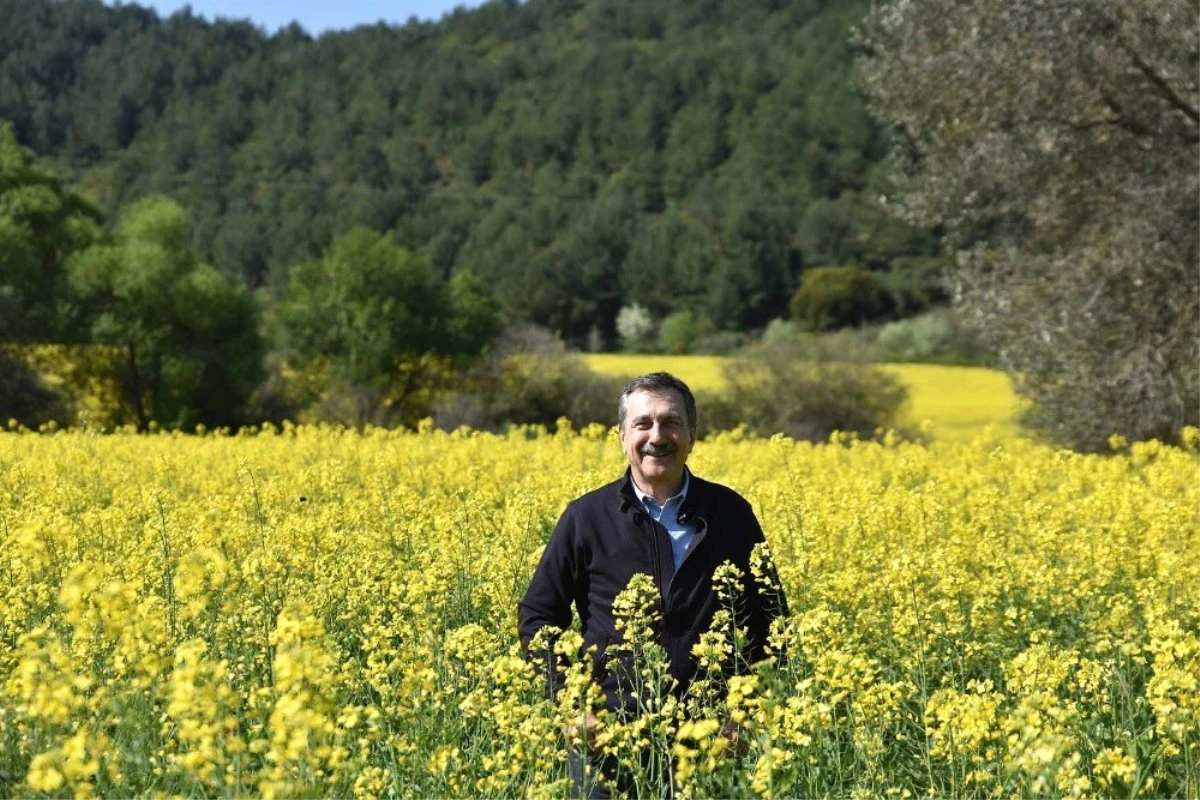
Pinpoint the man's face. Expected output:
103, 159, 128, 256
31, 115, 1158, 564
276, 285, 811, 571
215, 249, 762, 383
620, 388, 695, 494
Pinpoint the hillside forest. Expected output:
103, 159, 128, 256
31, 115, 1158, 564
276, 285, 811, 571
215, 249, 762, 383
2, 0, 945, 431
1, 0, 1195, 451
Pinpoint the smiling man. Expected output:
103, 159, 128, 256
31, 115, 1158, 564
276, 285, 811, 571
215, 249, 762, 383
518, 372, 787, 798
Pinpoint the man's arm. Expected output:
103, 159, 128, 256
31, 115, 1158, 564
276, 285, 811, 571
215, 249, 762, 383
518, 506, 581, 698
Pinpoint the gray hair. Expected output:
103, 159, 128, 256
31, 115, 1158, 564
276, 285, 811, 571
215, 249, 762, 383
617, 372, 697, 434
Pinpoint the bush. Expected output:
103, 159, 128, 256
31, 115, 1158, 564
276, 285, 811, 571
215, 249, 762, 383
703, 336, 910, 441
616, 304, 656, 353
874, 310, 993, 365
433, 325, 624, 431
694, 330, 745, 355
658, 310, 702, 354
875, 313, 954, 361
790, 266, 894, 332
760, 318, 799, 346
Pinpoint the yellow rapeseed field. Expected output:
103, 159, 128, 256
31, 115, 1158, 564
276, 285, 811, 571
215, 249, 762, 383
584, 354, 1021, 441
2, 423, 1197, 798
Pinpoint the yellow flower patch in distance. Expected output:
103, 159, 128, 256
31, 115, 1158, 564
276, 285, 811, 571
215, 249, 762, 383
585, 353, 1020, 441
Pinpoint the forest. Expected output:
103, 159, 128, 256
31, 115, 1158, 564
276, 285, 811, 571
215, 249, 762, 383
0, 0, 941, 344
2, 0, 1195, 451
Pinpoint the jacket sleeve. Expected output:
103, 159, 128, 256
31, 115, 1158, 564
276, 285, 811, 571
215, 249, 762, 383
517, 504, 582, 698
743, 505, 789, 668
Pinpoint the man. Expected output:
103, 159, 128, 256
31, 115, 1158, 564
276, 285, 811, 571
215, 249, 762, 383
518, 372, 788, 797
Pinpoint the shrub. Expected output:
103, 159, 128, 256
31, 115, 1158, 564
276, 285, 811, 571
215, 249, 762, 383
703, 336, 910, 441
875, 313, 955, 361
874, 310, 993, 365
616, 304, 656, 353
694, 330, 745, 355
658, 310, 707, 355
790, 266, 894, 332
433, 325, 624, 431
760, 318, 799, 346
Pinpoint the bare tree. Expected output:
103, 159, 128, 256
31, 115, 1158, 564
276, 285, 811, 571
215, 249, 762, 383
858, 0, 1199, 450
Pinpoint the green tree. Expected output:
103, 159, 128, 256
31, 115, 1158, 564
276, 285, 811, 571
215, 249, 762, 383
658, 309, 706, 354
789, 266, 893, 332
272, 227, 445, 386
1, 0, 951, 345
68, 196, 264, 430
860, 0, 1199, 450
446, 269, 504, 357
272, 227, 500, 424
0, 122, 101, 341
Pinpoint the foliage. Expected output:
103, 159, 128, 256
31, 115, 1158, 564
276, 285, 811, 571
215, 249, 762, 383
788, 266, 893, 332
691, 329, 744, 356
706, 336, 909, 441
446, 270, 504, 358
874, 314, 953, 362
0, 0, 942, 343
877, 254, 949, 316
3, 344, 128, 429
0, 122, 101, 342
0, 348, 65, 428
67, 196, 264, 430
657, 310, 708, 355
858, 0, 1200, 451
873, 310, 989, 365
433, 325, 622, 432
272, 227, 445, 388
759, 318, 798, 347
615, 304, 655, 353
0, 425, 1196, 797
270, 227, 500, 427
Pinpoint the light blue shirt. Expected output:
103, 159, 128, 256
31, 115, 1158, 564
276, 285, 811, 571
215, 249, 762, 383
632, 469, 699, 570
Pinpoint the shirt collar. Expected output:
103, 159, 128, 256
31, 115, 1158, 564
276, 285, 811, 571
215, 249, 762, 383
632, 467, 690, 509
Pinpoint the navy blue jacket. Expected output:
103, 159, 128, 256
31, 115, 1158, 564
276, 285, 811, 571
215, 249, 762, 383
518, 469, 787, 714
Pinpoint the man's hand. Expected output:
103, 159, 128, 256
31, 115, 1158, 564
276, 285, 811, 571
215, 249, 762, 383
564, 710, 602, 751
720, 717, 752, 759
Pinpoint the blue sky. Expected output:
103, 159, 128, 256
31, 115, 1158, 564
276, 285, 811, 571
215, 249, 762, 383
109, 1, 485, 35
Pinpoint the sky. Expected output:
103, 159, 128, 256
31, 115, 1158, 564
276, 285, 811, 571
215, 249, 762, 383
108, 0, 485, 35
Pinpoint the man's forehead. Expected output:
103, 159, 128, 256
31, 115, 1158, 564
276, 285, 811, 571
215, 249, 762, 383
626, 389, 686, 415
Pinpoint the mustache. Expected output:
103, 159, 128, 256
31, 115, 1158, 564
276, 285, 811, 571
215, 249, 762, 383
639, 443, 676, 456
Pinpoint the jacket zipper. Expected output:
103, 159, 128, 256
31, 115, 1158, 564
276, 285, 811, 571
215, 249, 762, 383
666, 516, 706, 599
648, 515, 668, 611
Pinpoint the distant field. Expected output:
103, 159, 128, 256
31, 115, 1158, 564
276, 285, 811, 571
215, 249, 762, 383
585, 353, 1020, 441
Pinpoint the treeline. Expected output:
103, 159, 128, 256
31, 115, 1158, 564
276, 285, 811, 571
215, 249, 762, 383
0, 120, 505, 431
0, 125, 916, 443
0, 0, 944, 348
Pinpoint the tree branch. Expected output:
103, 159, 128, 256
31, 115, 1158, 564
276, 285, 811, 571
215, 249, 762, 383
1101, 14, 1200, 126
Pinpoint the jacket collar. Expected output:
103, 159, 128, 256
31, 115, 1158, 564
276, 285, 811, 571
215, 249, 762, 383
628, 468, 690, 508
618, 467, 708, 523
